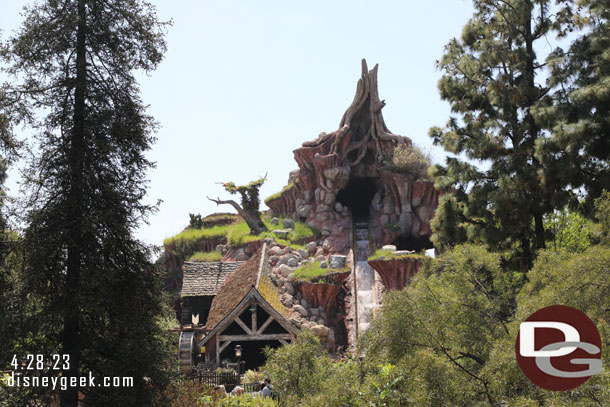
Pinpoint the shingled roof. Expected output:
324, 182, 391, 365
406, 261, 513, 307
204, 243, 286, 331
181, 261, 243, 297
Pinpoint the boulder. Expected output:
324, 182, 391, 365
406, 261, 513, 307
310, 324, 330, 337
297, 248, 308, 259
235, 248, 249, 261
271, 217, 279, 225
300, 298, 310, 308
381, 245, 397, 252
293, 304, 308, 317
297, 204, 312, 218
287, 257, 298, 267
272, 229, 289, 239
215, 244, 224, 253
285, 282, 295, 296
278, 264, 293, 278
329, 255, 346, 268
334, 202, 343, 212
320, 260, 327, 269
306, 242, 317, 254
282, 219, 295, 230
279, 253, 294, 265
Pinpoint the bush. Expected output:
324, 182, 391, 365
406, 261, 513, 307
242, 369, 264, 385
390, 143, 431, 180
262, 331, 332, 403
544, 207, 594, 252
189, 213, 204, 229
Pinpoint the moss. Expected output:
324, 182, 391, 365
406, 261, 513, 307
188, 251, 222, 262
368, 248, 427, 261
264, 182, 295, 203
292, 261, 350, 282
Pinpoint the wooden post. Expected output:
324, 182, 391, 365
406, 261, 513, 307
251, 303, 257, 333
215, 334, 220, 367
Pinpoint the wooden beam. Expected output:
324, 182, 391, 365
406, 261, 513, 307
215, 335, 220, 366
218, 333, 293, 342
251, 305, 257, 332
234, 316, 253, 335
279, 339, 288, 345
219, 340, 232, 355
256, 316, 274, 334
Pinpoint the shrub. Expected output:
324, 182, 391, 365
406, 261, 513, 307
262, 331, 332, 403
189, 213, 204, 229
242, 369, 264, 385
390, 143, 431, 180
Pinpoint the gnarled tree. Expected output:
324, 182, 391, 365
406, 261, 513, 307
208, 176, 267, 234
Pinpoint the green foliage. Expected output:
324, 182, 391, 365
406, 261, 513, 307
222, 177, 266, 213
6, 0, 174, 404
189, 213, 204, 229
164, 216, 314, 261
536, 0, 610, 212
594, 190, 610, 243
264, 182, 295, 203
389, 143, 431, 180
429, 0, 576, 267
262, 331, 332, 403
368, 248, 426, 261
291, 261, 349, 282
188, 251, 222, 262
242, 369, 264, 385
198, 393, 278, 407
544, 207, 594, 252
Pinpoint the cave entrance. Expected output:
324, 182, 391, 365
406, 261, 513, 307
393, 235, 434, 252
336, 178, 377, 222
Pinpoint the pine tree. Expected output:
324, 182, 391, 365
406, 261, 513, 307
6, 1, 172, 405
429, 0, 571, 267
537, 0, 610, 213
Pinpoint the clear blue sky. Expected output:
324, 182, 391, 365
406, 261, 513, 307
1, 0, 476, 246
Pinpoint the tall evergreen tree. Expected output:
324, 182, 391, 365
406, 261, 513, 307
429, 0, 571, 267
6, 1, 172, 405
537, 0, 610, 213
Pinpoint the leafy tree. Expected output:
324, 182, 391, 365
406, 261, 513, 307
429, 0, 572, 267
5, 0, 172, 405
543, 207, 594, 252
594, 190, 610, 243
262, 331, 331, 403
537, 0, 610, 213
208, 176, 268, 235
361, 245, 523, 405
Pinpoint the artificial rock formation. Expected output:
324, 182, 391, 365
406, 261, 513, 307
266, 59, 439, 252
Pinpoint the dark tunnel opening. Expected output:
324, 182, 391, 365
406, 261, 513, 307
336, 178, 377, 222
393, 235, 434, 252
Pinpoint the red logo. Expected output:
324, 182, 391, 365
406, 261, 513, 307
515, 305, 602, 391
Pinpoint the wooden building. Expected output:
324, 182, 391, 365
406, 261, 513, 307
199, 243, 299, 370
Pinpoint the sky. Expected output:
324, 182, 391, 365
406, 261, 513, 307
0, 0, 476, 246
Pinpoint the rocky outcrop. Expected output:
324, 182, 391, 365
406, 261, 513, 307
265, 60, 439, 253
368, 257, 423, 291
